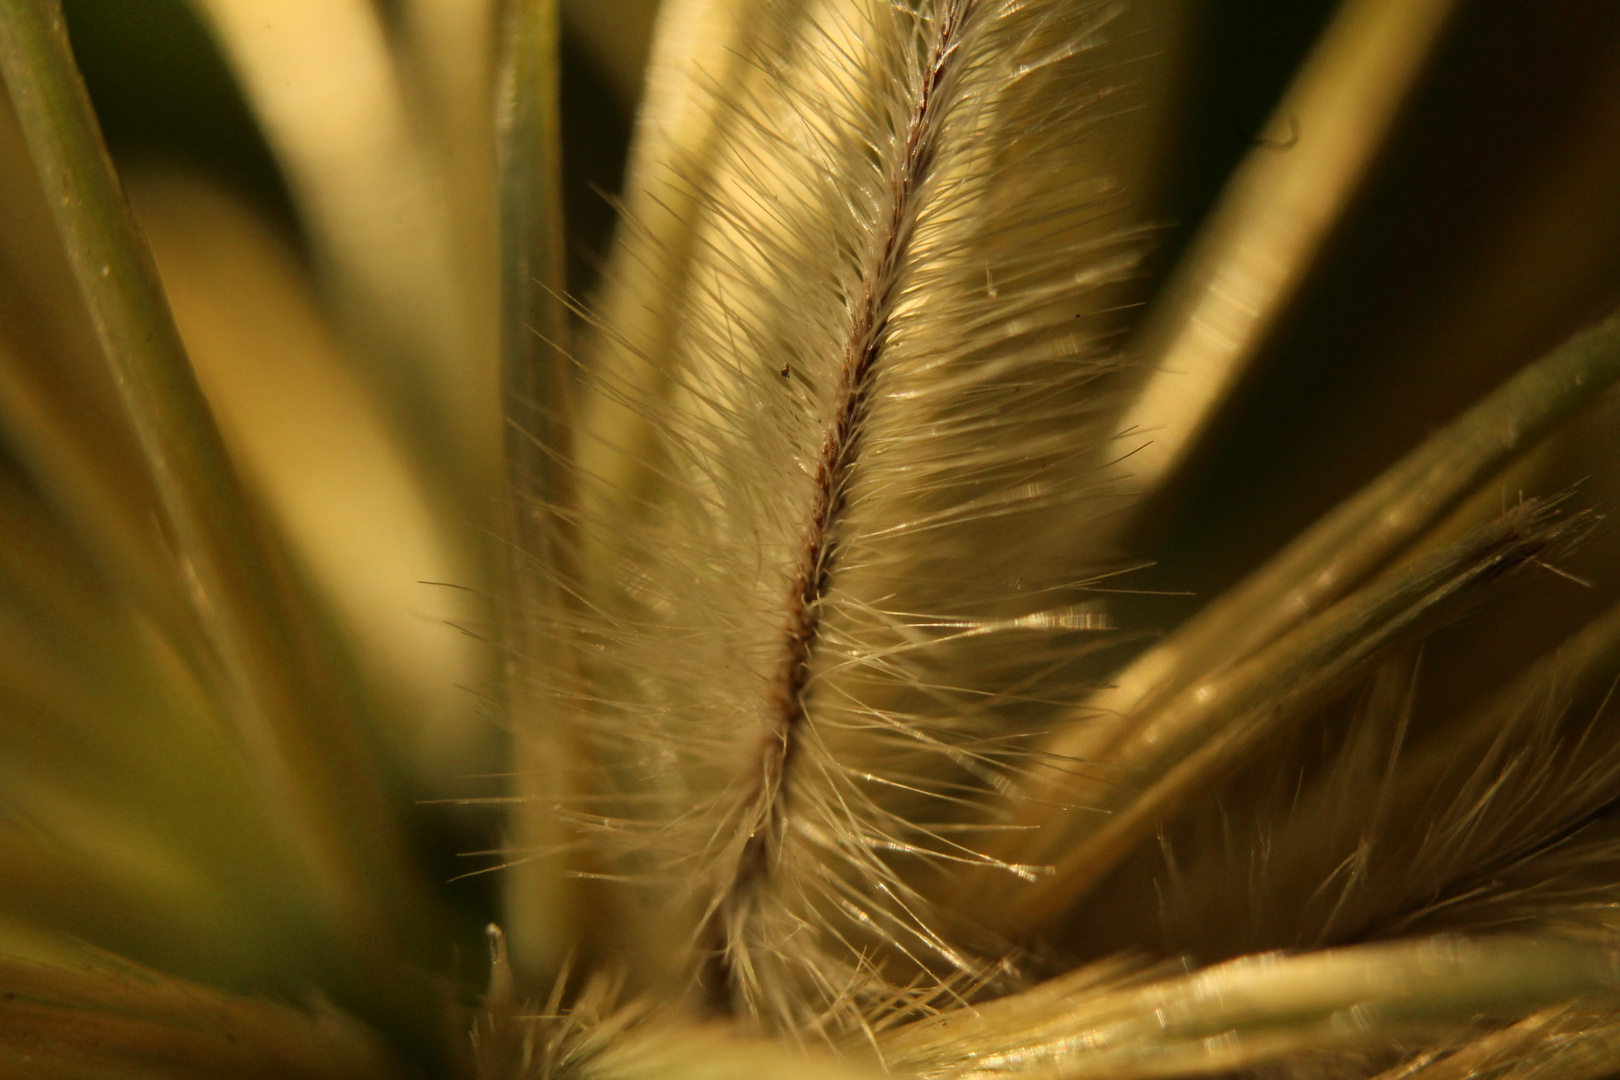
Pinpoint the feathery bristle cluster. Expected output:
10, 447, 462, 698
517, 0, 1147, 1030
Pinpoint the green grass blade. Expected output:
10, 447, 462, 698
496, 0, 584, 985
0, 0, 441, 998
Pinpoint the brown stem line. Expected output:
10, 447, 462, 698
702, 0, 976, 1010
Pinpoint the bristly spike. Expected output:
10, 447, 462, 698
697, 0, 977, 1011
516, 0, 1151, 1033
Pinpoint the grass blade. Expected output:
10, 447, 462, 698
0, 953, 413, 1080
884, 935, 1620, 1079
497, 0, 585, 986
1110, 0, 1466, 512
190, 0, 499, 493
1116, 307, 1620, 727
0, 0, 448, 1038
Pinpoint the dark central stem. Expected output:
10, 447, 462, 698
703, 0, 974, 1011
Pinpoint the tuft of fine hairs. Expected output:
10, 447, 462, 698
516, 0, 1147, 1033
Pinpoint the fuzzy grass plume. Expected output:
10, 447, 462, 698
520, 0, 1150, 1027
4, 0, 1620, 1078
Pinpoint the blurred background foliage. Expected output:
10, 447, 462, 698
1, 0, 1617, 1048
